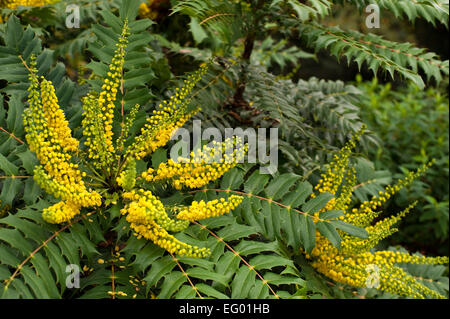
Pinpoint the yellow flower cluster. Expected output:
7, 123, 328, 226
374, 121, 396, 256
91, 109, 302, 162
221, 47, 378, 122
138, 1, 158, 20
130, 221, 210, 258
0, 0, 56, 9
128, 64, 208, 160
116, 103, 140, 153
33, 166, 100, 208
177, 195, 243, 221
313, 126, 365, 197
121, 189, 210, 257
134, 111, 194, 161
122, 189, 188, 231
23, 59, 101, 223
310, 242, 447, 299
340, 202, 416, 255
42, 201, 80, 224
303, 127, 449, 299
345, 161, 435, 227
40, 79, 79, 152
82, 20, 129, 171
332, 167, 355, 212
116, 159, 136, 192
141, 137, 246, 189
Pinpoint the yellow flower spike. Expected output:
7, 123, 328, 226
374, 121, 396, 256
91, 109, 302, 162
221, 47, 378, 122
310, 249, 447, 299
313, 125, 366, 197
122, 189, 190, 232
347, 161, 435, 227
24, 60, 101, 223
128, 65, 208, 160
304, 129, 447, 299
39, 79, 79, 152
34, 165, 101, 208
42, 201, 81, 224
117, 158, 136, 192
82, 19, 130, 170
177, 195, 243, 221
130, 220, 210, 258
340, 202, 417, 255
142, 137, 247, 189
120, 188, 214, 256
0, 0, 57, 9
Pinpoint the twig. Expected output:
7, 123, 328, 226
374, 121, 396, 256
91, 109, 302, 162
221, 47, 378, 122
0, 176, 30, 179
3, 213, 89, 291
170, 252, 203, 299
189, 188, 323, 222
199, 13, 235, 25
111, 249, 116, 300
0, 127, 25, 145
192, 221, 279, 299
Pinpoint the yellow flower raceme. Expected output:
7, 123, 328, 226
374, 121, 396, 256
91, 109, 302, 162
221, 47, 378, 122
313, 126, 365, 197
308, 219, 449, 299
310, 248, 447, 299
42, 201, 81, 224
33, 166, 101, 208
117, 158, 137, 192
122, 189, 189, 232
82, 20, 129, 170
40, 79, 79, 152
309, 127, 365, 221
177, 195, 243, 221
128, 64, 208, 160
303, 128, 449, 298
135, 111, 194, 160
142, 137, 246, 189
0, 0, 56, 9
116, 103, 140, 154
121, 189, 211, 257
24, 60, 101, 223
340, 202, 416, 255
130, 221, 210, 258
344, 161, 434, 227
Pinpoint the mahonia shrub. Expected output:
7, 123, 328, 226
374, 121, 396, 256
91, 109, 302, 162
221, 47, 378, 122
22, 20, 248, 258
0, 0, 448, 300
304, 127, 448, 299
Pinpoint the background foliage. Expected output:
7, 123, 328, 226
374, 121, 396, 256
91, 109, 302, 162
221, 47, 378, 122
356, 77, 449, 256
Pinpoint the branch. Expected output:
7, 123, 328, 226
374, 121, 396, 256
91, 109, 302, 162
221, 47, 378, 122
170, 252, 203, 299
189, 188, 324, 222
192, 221, 280, 299
3, 213, 89, 291
0, 127, 25, 145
